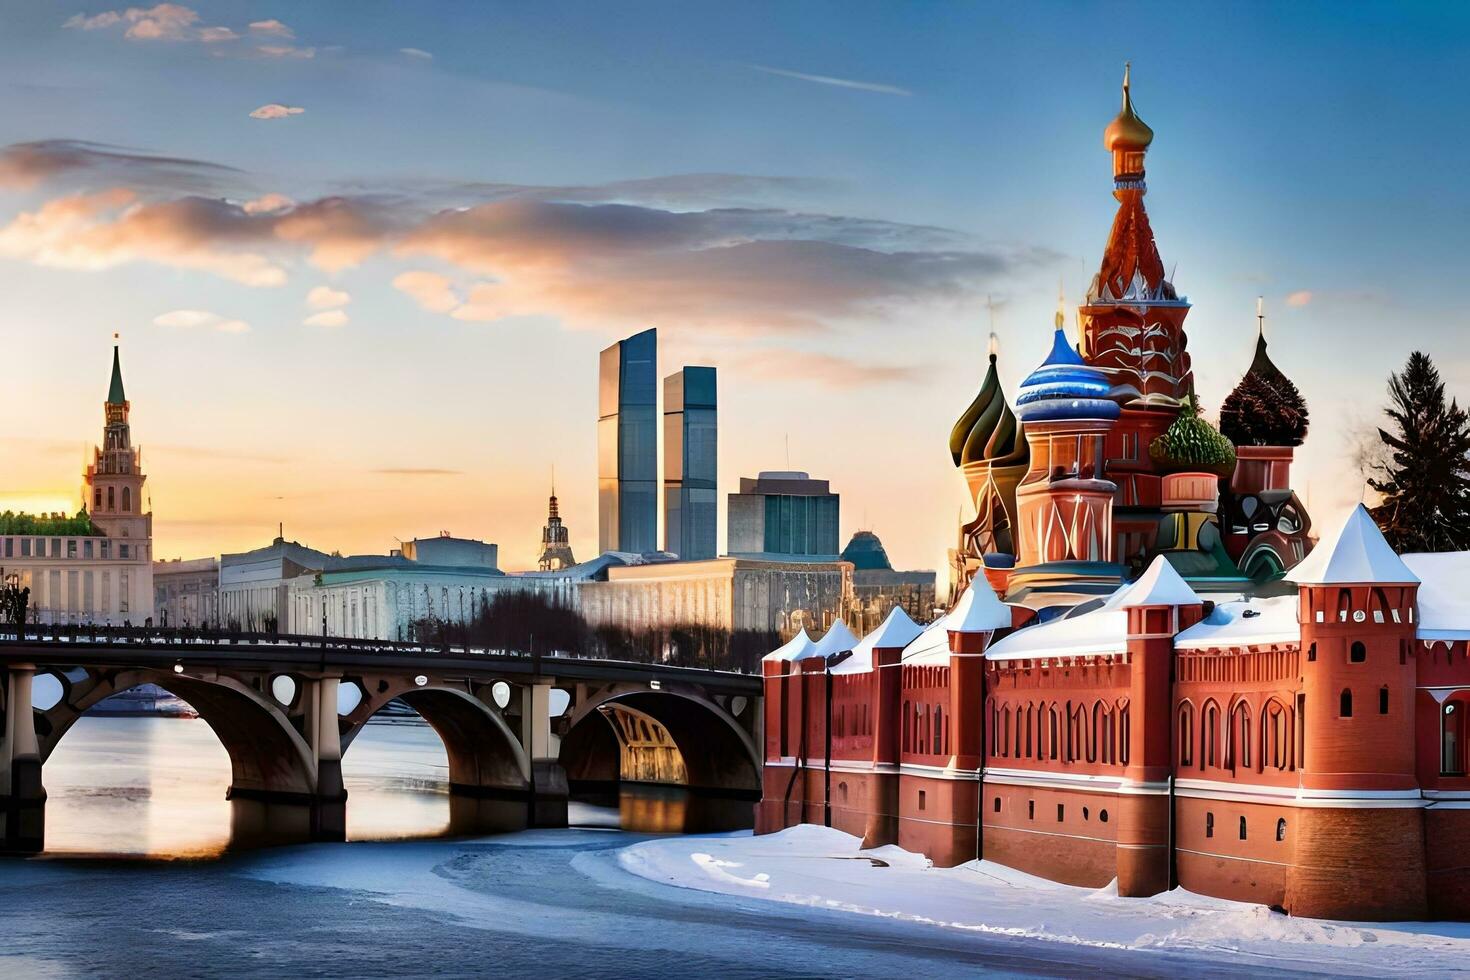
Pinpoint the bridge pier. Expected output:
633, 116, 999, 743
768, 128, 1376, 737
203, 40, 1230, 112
523, 681, 568, 828
1, 667, 46, 854
308, 677, 347, 841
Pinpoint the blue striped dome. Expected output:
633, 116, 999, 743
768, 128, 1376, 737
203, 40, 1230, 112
1015, 328, 1120, 422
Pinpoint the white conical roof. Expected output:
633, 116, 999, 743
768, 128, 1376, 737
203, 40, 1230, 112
762, 628, 814, 662
1287, 504, 1418, 586
1116, 555, 1202, 608
803, 619, 859, 660
860, 606, 925, 651
946, 582, 1013, 632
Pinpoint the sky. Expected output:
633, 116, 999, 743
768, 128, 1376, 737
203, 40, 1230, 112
3, 2, 1470, 576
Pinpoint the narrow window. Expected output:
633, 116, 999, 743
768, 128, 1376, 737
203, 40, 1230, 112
1350, 641, 1366, 663
1028, 800, 1035, 820
1379, 687, 1390, 715
993, 797, 1001, 813
1206, 812, 1214, 838
918, 790, 927, 811
1307, 642, 1316, 662
122, 487, 131, 512
1276, 818, 1287, 842
1340, 689, 1353, 718
1445, 703, 1464, 776
1082, 806, 1090, 821
1057, 804, 1064, 822
1239, 816, 1248, 840
1099, 809, 1109, 824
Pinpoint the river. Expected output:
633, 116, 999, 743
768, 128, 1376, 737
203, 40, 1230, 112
1, 716, 1325, 977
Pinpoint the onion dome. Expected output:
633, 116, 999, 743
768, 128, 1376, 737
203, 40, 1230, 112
949, 336, 1029, 470
1103, 63, 1153, 153
1218, 300, 1310, 448
1015, 312, 1121, 423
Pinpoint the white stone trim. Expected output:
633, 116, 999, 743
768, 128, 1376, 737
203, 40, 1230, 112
899, 762, 982, 781
1174, 777, 1427, 808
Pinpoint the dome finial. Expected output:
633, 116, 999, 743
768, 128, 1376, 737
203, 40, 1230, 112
1055, 278, 1066, 330
1103, 62, 1153, 164
1123, 61, 1131, 99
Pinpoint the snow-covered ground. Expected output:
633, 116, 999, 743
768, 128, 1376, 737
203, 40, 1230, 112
620, 825, 1470, 976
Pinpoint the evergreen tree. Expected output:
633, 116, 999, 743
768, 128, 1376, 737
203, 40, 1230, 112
1219, 335, 1310, 447
1368, 351, 1470, 552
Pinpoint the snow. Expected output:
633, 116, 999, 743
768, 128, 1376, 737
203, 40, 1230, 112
831, 607, 922, 675
1404, 552, 1470, 640
1116, 554, 1202, 607
1288, 503, 1418, 586
1175, 594, 1300, 649
985, 590, 1129, 661
762, 628, 814, 663
899, 615, 954, 666
803, 620, 859, 660
620, 825, 1470, 975
946, 581, 1013, 632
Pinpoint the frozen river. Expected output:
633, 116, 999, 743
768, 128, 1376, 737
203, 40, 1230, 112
0, 717, 1362, 977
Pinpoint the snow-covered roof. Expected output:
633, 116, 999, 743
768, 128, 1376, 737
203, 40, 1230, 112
1174, 595, 1300, 650
1403, 552, 1470, 640
985, 590, 1128, 662
947, 583, 1013, 632
830, 607, 923, 677
802, 620, 860, 661
1116, 555, 1202, 608
762, 628, 814, 663
1286, 504, 1417, 586
900, 615, 954, 665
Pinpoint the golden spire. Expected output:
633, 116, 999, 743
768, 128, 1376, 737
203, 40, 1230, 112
1103, 61, 1153, 152
1055, 279, 1066, 330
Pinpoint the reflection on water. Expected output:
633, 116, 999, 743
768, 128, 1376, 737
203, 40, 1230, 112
40, 715, 747, 859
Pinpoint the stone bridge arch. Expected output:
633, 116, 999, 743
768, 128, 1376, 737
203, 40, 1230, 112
340, 677, 532, 835
559, 684, 760, 831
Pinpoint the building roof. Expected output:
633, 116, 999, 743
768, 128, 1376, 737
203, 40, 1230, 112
947, 582, 1014, 632
831, 607, 923, 675
803, 619, 859, 660
761, 628, 814, 663
899, 615, 954, 666
984, 589, 1129, 662
1403, 552, 1470, 640
1116, 555, 1203, 607
1014, 323, 1121, 423
107, 345, 126, 405
840, 530, 893, 570
1102, 64, 1154, 152
1174, 594, 1299, 650
1286, 504, 1418, 586
950, 347, 1029, 470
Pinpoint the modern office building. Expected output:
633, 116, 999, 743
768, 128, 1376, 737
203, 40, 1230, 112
727, 471, 840, 558
663, 366, 717, 561
598, 328, 658, 554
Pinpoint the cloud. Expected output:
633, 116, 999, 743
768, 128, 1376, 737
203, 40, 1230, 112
719, 349, 924, 388
248, 19, 293, 38
242, 192, 295, 214
1286, 290, 1313, 307
306, 285, 350, 309
0, 139, 242, 192
64, 4, 235, 43
749, 64, 911, 97
255, 44, 315, 59
304, 309, 348, 328
152, 308, 249, 332
392, 270, 461, 313
400, 47, 433, 59
249, 103, 305, 120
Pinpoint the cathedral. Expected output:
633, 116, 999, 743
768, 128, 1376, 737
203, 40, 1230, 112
758, 71, 1470, 921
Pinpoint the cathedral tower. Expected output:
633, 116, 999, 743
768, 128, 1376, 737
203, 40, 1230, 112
84, 343, 151, 549
537, 481, 577, 571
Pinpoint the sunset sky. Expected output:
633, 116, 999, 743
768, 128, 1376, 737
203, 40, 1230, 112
4, 2, 1469, 576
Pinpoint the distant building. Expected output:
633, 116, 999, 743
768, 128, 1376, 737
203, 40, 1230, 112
219, 535, 332, 631
578, 555, 852, 642
1, 345, 153, 624
152, 556, 218, 627
841, 530, 937, 631
663, 366, 717, 561
400, 533, 497, 569
537, 487, 577, 571
727, 471, 839, 558
598, 328, 658, 554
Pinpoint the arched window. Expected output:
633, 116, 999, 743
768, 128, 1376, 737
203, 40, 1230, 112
1102, 706, 1117, 765
1119, 704, 1130, 766
1276, 818, 1287, 842
1088, 702, 1101, 763
1023, 704, 1033, 758
1177, 702, 1194, 767
1350, 641, 1366, 663
107, 486, 115, 511
1340, 689, 1353, 718
1261, 700, 1288, 769
1048, 705, 1059, 760
1228, 702, 1252, 771
1000, 705, 1011, 758
935, 705, 945, 756
904, 700, 913, 752
122, 487, 131, 512
1202, 701, 1220, 769
1445, 702, 1465, 776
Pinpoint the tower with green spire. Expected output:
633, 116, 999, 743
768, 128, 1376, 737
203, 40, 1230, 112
85, 340, 152, 561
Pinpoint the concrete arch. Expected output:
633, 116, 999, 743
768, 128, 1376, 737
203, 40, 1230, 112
341, 682, 530, 791
39, 668, 316, 797
561, 686, 759, 796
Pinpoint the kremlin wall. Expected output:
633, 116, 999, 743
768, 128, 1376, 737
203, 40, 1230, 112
757, 72, 1470, 922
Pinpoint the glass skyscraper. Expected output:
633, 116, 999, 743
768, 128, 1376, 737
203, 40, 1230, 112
598, 328, 658, 554
663, 366, 717, 560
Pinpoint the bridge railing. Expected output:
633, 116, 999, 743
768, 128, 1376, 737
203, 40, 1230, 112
0, 622, 760, 674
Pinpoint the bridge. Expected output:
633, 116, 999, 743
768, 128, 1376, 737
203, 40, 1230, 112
0, 625, 763, 854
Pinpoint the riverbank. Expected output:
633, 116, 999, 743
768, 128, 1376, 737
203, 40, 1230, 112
618, 825, 1470, 977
